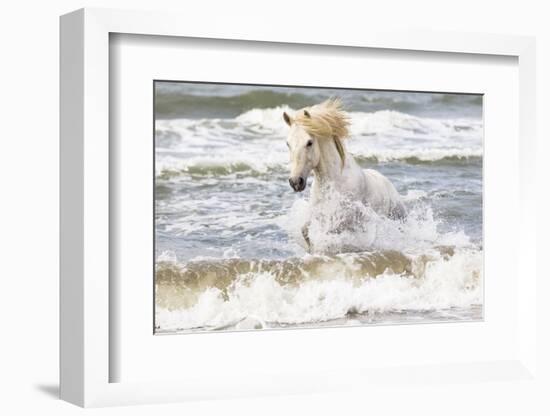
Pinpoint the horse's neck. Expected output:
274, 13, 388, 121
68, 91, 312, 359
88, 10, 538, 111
313, 137, 347, 186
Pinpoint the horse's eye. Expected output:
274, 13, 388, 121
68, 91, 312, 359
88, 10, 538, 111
306, 140, 313, 147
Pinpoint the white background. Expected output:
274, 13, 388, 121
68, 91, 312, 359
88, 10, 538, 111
0, 0, 548, 415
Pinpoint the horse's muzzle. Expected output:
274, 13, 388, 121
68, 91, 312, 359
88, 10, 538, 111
289, 176, 306, 192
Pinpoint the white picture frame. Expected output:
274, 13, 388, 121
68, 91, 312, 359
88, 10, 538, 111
60, 7, 537, 407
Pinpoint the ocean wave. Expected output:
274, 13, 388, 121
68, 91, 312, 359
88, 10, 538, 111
349, 110, 481, 138
155, 84, 482, 120
156, 107, 482, 144
354, 152, 482, 164
156, 157, 277, 179
155, 190, 482, 333
156, 153, 481, 179
230, 107, 482, 139
155, 108, 482, 179
155, 247, 482, 332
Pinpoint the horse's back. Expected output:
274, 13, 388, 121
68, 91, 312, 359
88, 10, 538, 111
362, 169, 406, 219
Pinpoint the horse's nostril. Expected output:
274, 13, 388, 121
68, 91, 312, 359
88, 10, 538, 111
289, 177, 305, 191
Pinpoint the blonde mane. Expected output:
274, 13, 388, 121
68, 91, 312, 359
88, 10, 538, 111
294, 98, 350, 166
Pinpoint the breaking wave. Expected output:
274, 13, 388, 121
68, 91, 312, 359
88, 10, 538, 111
156, 190, 482, 333
155, 108, 482, 178
155, 85, 482, 120
156, 248, 482, 332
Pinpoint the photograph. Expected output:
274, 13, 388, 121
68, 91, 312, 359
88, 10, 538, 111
154, 82, 483, 334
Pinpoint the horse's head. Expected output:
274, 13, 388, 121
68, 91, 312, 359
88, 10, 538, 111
283, 109, 321, 192
283, 99, 350, 192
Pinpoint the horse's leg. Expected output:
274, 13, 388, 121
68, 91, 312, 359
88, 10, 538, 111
301, 222, 312, 252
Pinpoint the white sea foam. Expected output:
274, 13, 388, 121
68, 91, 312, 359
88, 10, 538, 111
156, 248, 482, 331
155, 108, 482, 177
402, 189, 428, 202
278, 188, 471, 255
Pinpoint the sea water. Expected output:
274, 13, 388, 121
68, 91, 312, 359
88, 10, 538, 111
154, 83, 483, 333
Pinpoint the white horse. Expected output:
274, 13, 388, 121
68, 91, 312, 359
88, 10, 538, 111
283, 98, 406, 249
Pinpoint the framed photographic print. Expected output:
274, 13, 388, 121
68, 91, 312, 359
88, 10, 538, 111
60, 8, 538, 407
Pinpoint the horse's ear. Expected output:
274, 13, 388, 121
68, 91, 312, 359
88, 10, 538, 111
304, 110, 311, 118
283, 112, 292, 126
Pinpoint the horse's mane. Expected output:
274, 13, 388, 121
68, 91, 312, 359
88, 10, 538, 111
295, 98, 350, 140
294, 98, 350, 166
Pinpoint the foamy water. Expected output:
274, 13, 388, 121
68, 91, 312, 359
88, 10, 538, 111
154, 83, 483, 333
